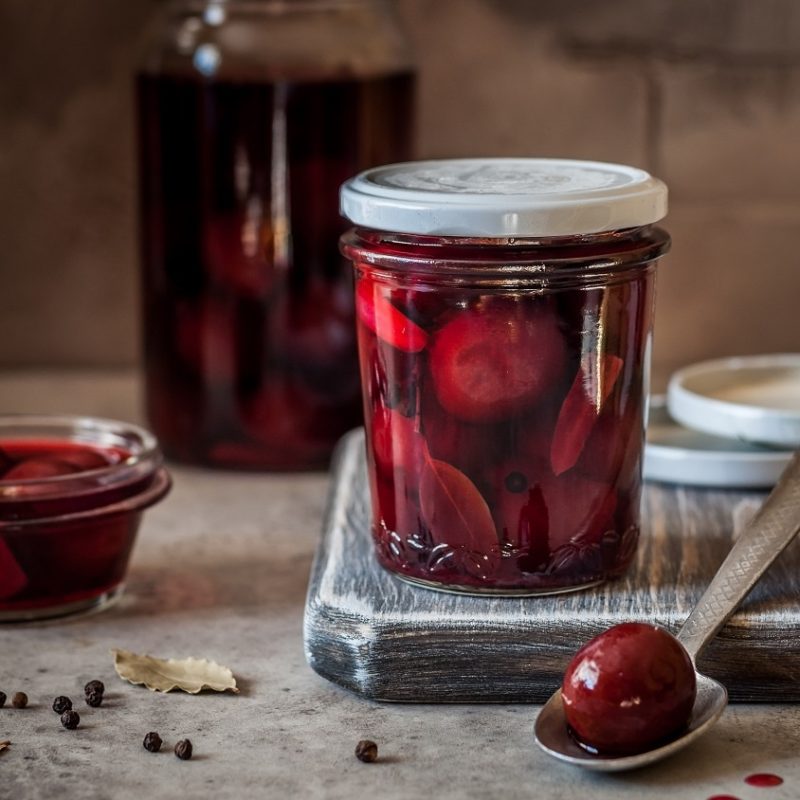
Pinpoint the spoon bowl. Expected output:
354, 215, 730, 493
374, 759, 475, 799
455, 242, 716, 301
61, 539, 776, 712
534, 450, 800, 771
534, 673, 728, 772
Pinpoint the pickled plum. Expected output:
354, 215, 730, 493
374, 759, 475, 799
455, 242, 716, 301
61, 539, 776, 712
430, 301, 565, 422
1, 443, 117, 485
561, 622, 696, 754
58, 449, 117, 472
3, 457, 82, 481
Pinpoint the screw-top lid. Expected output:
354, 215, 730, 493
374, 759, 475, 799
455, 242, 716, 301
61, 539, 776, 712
644, 396, 792, 488
340, 158, 668, 237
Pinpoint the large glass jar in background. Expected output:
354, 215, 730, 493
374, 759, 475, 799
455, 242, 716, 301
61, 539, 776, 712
341, 159, 670, 595
137, 0, 415, 469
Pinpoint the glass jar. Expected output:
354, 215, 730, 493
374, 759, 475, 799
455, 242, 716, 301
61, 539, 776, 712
340, 158, 670, 595
137, 0, 415, 469
0, 415, 171, 621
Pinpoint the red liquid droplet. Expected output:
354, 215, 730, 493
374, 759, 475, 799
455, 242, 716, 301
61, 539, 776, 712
745, 773, 784, 788
707, 795, 741, 800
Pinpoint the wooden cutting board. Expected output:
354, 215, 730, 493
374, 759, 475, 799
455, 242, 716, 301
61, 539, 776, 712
303, 429, 800, 703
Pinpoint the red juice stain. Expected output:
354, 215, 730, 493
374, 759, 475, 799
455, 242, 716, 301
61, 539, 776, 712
745, 773, 784, 788
707, 795, 741, 800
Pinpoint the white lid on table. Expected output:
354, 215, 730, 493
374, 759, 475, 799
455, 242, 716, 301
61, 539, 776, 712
340, 158, 668, 237
644, 395, 793, 489
667, 354, 800, 449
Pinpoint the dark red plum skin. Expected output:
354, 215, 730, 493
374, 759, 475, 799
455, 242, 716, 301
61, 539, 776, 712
561, 622, 697, 754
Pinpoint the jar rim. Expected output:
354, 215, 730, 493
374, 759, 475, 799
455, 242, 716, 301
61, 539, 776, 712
341, 226, 670, 284
341, 158, 668, 237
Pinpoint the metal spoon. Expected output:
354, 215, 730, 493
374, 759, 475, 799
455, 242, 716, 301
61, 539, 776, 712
534, 450, 800, 772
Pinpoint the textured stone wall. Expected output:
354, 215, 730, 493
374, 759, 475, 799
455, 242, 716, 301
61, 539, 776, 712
1, 0, 799, 385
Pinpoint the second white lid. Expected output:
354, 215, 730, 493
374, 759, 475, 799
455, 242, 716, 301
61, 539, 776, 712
667, 354, 800, 448
340, 158, 668, 237
645, 396, 792, 488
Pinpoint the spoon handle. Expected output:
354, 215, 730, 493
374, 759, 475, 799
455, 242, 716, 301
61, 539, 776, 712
677, 451, 800, 661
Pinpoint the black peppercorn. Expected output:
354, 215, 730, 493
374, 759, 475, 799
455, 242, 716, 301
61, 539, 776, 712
52, 696, 72, 714
355, 739, 378, 763
143, 732, 162, 753
0, 691, 6, 708
11, 692, 28, 709
61, 710, 80, 730
84, 680, 104, 697
174, 739, 193, 760
85, 691, 103, 708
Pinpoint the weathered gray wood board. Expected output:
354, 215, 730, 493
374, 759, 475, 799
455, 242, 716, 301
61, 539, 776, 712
303, 429, 800, 703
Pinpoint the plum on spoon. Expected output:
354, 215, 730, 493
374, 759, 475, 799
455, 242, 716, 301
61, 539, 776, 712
534, 450, 800, 771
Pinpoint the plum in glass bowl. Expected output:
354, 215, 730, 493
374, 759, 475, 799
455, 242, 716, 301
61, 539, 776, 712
0, 415, 171, 621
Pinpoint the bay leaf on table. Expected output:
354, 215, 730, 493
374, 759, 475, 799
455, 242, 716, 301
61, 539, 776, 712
112, 649, 239, 694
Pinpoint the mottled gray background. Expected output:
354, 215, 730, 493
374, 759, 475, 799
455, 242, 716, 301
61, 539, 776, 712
2, 0, 799, 386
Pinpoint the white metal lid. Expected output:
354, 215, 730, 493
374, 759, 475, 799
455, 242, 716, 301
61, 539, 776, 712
340, 158, 668, 237
644, 396, 792, 489
667, 354, 800, 448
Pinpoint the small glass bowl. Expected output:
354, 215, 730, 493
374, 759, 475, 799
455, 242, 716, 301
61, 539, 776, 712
0, 415, 171, 621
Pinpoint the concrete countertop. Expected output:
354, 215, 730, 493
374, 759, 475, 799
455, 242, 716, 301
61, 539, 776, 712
1, 370, 798, 800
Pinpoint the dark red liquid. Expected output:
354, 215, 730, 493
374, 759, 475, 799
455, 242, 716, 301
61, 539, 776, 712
137, 70, 414, 469
347, 232, 662, 592
0, 439, 147, 615
0, 440, 138, 520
